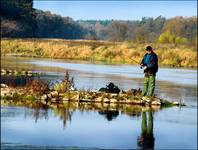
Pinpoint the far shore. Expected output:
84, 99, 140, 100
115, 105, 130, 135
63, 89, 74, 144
1, 38, 197, 69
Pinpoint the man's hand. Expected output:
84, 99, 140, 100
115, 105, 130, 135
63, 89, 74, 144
140, 64, 144, 69
143, 66, 147, 70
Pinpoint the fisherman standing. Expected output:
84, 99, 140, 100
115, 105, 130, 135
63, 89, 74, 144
140, 46, 158, 102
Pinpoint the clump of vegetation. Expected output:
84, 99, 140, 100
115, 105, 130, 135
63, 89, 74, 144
27, 79, 49, 96
53, 72, 75, 93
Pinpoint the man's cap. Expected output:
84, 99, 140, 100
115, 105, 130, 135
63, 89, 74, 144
145, 46, 153, 51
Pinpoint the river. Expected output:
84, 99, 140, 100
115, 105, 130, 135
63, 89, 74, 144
1, 56, 197, 149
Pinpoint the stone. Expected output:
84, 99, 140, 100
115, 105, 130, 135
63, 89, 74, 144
21, 71, 27, 75
51, 91, 59, 98
41, 100, 46, 105
47, 93, 52, 99
62, 97, 69, 101
8, 69, 13, 73
173, 101, 179, 105
51, 98, 57, 103
103, 98, 110, 103
110, 98, 117, 103
1, 84, 8, 88
125, 99, 132, 103
27, 73, 33, 77
41, 94, 47, 100
82, 99, 92, 102
151, 100, 161, 105
27, 71, 33, 74
1, 69, 6, 73
95, 97, 102, 102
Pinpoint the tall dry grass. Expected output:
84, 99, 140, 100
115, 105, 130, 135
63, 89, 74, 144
1, 38, 197, 68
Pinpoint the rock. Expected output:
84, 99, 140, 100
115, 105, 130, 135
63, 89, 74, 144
62, 97, 69, 101
99, 82, 120, 94
27, 71, 33, 74
41, 94, 47, 100
110, 98, 117, 103
21, 70, 27, 75
151, 100, 161, 105
8, 69, 13, 73
51, 98, 57, 103
103, 98, 110, 103
47, 93, 52, 99
95, 97, 102, 102
1, 72, 6, 75
41, 100, 46, 105
27, 73, 33, 77
125, 99, 132, 103
1, 84, 8, 88
82, 99, 92, 102
51, 91, 59, 98
1, 69, 6, 73
173, 101, 179, 105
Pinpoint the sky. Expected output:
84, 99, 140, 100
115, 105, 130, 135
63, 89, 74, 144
33, 1, 197, 20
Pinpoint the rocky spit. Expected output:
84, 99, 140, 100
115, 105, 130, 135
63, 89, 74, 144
1, 83, 183, 110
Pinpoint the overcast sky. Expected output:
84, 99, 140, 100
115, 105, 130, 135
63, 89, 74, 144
33, 1, 197, 20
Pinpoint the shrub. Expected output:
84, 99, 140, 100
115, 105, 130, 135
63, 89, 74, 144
27, 79, 49, 95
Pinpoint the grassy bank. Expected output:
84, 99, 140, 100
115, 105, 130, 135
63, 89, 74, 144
1, 38, 197, 68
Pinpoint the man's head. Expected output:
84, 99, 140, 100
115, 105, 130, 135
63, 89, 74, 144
145, 46, 153, 54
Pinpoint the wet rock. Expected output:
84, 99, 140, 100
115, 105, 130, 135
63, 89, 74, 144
21, 70, 27, 75
151, 100, 161, 105
1, 69, 6, 73
110, 98, 117, 103
13, 70, 18, 75
62, 97, 69, 101
99, 82, 120, 94
41, 94, 47, 100
103, 98, 110, 103
1, 84, 8, 88
41, 100, 47, 105
82, 98, 92, 102
95, 97, 102, 102
51, 91, 59, 98
47, 93, 52, 99
122, 88, 142, 96
173, 101, 179, 105
51, 98, 57, 103
8, 69, 13, 73
27, 71, 33, 74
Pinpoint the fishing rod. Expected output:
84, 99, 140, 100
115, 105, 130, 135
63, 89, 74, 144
131, 58, 140, 65
131, 58, 143, 69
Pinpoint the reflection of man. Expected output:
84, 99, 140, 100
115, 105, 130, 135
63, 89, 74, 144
140, 46, 158, 102
137, 109, 155, 149
98, 110, 119, 121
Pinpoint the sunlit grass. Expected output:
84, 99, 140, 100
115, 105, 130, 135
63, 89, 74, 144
1, 38, 197, 68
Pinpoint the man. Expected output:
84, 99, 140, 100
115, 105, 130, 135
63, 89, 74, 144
140, 46, 158, 102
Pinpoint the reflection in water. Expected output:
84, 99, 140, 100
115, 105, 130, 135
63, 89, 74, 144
53, 107, 73, 128
138, 109, 155, 149
33, 108, 49, 123
98, 110, 119, 121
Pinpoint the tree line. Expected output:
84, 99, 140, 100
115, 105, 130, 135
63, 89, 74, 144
1, 0, 197, 47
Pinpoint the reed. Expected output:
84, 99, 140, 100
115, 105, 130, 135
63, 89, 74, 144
1, 38, 197, 68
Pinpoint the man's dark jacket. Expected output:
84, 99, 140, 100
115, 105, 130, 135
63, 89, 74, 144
141, 52, 158, 75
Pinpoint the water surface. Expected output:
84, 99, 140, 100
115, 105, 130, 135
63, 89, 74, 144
1, 56, 197, 149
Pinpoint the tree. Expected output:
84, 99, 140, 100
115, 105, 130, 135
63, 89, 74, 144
107, 21, 128, 41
